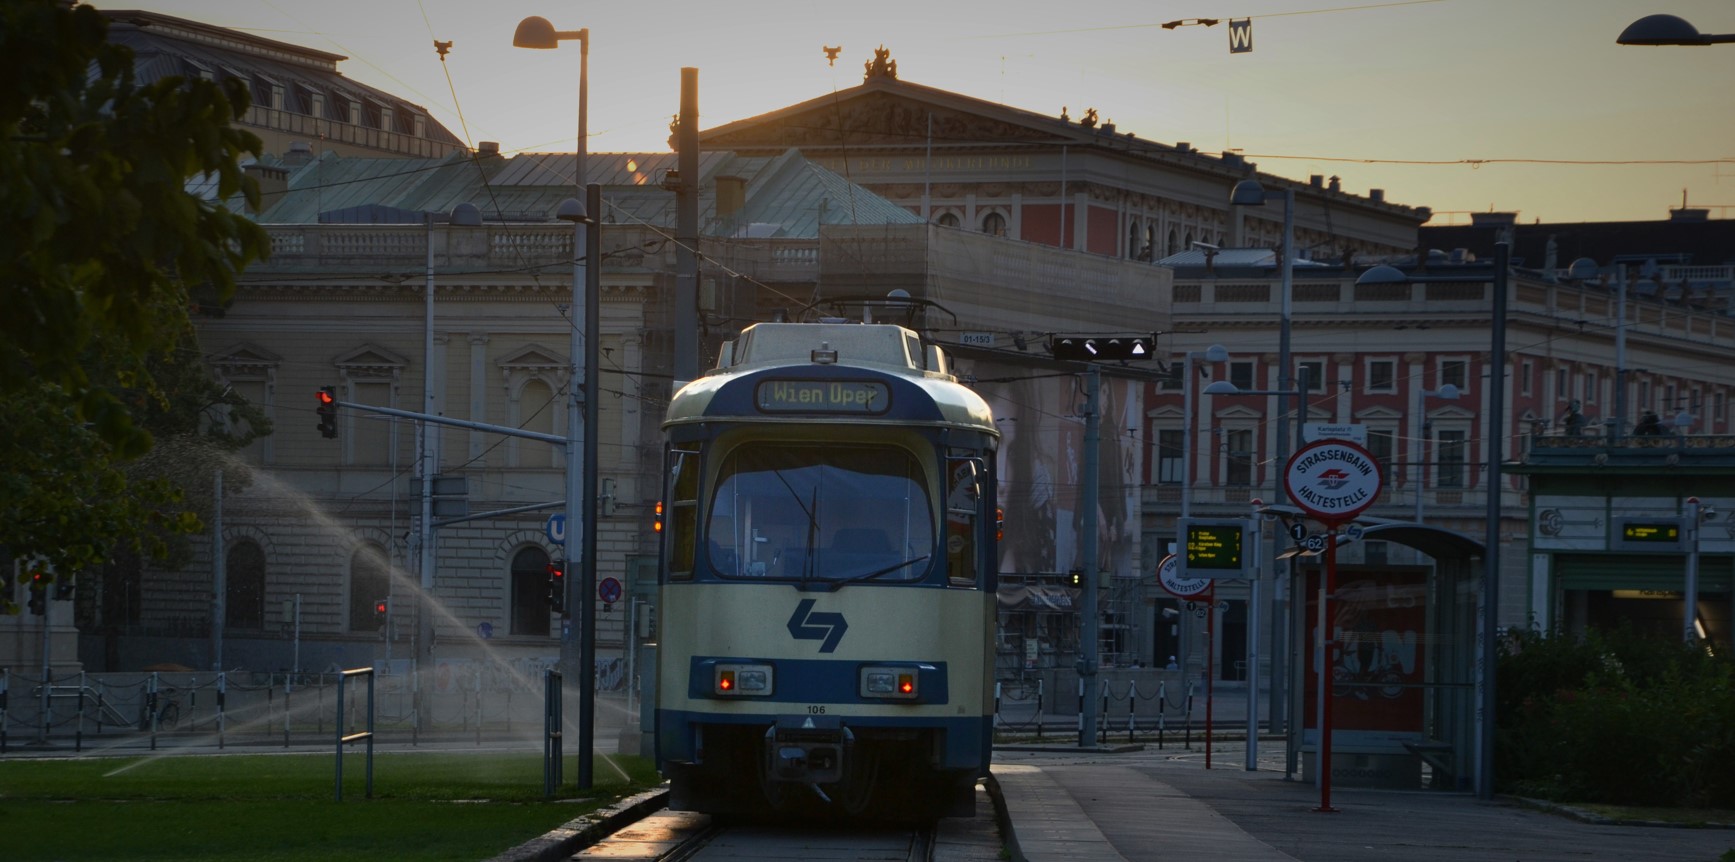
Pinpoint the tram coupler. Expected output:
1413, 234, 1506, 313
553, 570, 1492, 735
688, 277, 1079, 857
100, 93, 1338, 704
765, 715, 852, 784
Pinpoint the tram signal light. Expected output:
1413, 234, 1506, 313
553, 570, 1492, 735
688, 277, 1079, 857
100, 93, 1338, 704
1066, 570, 1084, 588
372, 598, 388, 624
652, 500, 664, 533
28, 570, 48, 616
1050, 334, 1154, 362
546, 563, 567, 614
316, 386, 338, 439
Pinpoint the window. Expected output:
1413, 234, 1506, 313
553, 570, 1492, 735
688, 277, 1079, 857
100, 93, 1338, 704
1586, 370, 1599, 404
667, 449, 699, 580
705, 443, 934, 584
510, 546, 553, 636
981, 212, 1007, 237
944, 456, 983, 586
1556, 367, 1569, 399
1167, 227, 1179, 258
935, 212, 959, 228
1157, 429, 1184, 484
1718, 392, 1727, 423
1440, 359, 1468, 391
1128, 218, 1141, 259
1520, 360, 1534, 396
1158, 360, 1184, 391
1436, 430, 1467, 489
1228, 361, 1255, 391
226, 541, 266, 629
348, 545, 391, 632
1365, 428, 1396, 480
1298, 361, 1325, 393
1225, 429, 1254, 486
1367, 359, 1396, 393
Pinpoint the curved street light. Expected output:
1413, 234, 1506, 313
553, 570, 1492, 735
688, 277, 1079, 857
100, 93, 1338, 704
1618, 13, 1735, 46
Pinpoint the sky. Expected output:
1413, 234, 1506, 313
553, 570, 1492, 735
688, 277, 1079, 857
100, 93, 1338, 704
122, 0, 1735, 226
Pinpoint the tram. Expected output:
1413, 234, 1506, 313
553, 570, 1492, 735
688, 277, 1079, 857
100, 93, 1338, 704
652, 321, 999, 818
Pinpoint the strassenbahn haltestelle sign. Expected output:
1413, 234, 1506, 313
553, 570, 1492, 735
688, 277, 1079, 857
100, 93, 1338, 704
1283, 439, 1384, 526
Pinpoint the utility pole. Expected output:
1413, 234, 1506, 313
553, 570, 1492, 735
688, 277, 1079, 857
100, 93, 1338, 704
1078, 366, 1100, 747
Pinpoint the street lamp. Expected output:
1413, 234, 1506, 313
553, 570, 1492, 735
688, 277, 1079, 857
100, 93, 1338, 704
1355, 242, 1510, 800
1618, 14, 1735, 45
517, 15, 596, 790
1230, 178, 1295, 739
1411, 383, 1460, 523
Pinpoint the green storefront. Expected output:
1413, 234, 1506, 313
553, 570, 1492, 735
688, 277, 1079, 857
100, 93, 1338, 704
1515, 435, 1735, 647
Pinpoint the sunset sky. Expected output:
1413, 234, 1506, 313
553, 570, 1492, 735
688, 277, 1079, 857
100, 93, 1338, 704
126, 0, 1735, 226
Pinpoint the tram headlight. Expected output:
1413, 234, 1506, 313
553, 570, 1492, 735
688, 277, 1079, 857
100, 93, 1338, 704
859, 666, 919, 700
714, 663, 773, 696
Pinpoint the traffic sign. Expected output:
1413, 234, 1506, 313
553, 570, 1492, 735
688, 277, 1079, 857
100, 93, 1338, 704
546, 513, 566, 546
598, 576, 623, 604
1283, 439, 1384, 525
1157, 553, 1211, 598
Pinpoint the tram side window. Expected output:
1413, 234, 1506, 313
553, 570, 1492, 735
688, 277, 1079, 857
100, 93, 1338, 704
668, 450, 699, 580
946, 457, 982, 586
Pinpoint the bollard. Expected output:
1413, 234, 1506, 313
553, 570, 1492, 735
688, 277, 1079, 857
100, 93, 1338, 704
1036, 679, 1044, 739
1076, 676, 1084, 737
1099, 681, 1109, 744
994, 681, 1002, 732
75, 671, 86, 752
1128, 678, 1138, 742
147, 673, 159, 751
1184, 680, 1195, 750
1157, 680, 1166, 749
217, 673, 227, 750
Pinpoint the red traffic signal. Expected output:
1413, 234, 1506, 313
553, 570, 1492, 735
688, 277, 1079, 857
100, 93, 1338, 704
546, 563, 567, 614
316, 386, 338, 439
28, 570, 48, 615
372, 598, 388, 623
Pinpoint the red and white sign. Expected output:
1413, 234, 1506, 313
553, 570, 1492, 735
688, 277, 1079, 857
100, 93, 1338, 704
1157, 553, 1210, 598
1284, 439, 1383, 525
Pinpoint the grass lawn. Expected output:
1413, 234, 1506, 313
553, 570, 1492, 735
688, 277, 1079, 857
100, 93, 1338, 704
0, 749, 663, 862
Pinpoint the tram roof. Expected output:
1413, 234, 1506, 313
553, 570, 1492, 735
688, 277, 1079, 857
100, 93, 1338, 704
664, 322, 997, 433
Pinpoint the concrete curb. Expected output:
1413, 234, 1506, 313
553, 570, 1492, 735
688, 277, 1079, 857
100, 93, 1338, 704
982, 772, 1020, 862
482, 786, 670, 862
1511, 796, 1735, 830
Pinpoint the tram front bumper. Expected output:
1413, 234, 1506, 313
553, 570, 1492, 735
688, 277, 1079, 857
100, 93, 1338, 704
765, 715, 851, 784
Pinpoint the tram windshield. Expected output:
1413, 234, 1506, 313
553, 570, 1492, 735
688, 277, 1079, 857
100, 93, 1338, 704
706, 443, 935, 585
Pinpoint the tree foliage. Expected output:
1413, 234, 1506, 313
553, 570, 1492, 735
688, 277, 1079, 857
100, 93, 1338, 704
0, 0, 271, 596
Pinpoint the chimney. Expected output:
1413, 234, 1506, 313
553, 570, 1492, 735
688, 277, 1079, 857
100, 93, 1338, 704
1369, 188, 1385, 203
283, 140, 314, 166
716, 175, 747, 218
1310, 175, 1324, 188
242, 163, 289, 214
477, 141, 501, 158
1671, 208, 1709, 223
1469, 212, 1518, 227
1328, 175, 1341, 192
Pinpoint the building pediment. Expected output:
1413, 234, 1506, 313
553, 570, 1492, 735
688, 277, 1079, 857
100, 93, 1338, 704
333, 344, 407, 372
497, 344, 566, 371
703, 79, 1077, 151
210, 342, 282, 372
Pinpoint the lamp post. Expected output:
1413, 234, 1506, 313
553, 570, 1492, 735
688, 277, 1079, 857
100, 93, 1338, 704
1180, 345, 1231, 519
1355, 242, 1510, 800
1204, 372, 1310, 775
1230, 178, 1295, 739
1618, 14, 1735, 45
1411, 383, 1461, 523
516, 16, 597, 790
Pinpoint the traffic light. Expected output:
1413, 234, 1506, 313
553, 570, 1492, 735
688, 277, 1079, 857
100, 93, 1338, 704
372, 597, 388, 625
652, 500, 664, 534
28, 570, 48, 616
546, 562, 567, 615
1050, 334, 1154, 362
1066, 569, 1084, 588
316, 386, 338, 439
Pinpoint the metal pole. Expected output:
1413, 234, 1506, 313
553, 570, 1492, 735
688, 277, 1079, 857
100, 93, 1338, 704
1614, 266, 1628, 437
559, 70, 589, 781
1246, 500, 1261, 770
1315, 527, 1340, 812
1271, 189, 1295, 743
1685, 497, 1702, 643
212, 468, 225, 671
419, 213, 437, 687
1078, 366, 1100, 747
674, 68, 700, 385
579, 181, 603, 789
1476, 241, 1511, 800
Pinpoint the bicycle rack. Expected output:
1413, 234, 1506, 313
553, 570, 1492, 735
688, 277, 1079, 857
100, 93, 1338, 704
334, 667, 375, 801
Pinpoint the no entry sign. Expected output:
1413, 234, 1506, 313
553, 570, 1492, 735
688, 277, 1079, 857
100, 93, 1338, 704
1283, 439, 1383, 526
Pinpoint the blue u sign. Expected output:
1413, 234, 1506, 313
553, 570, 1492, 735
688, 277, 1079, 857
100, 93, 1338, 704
546, 514, 566, 545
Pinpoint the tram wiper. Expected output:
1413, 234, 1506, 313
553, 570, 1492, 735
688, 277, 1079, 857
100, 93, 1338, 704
830, 554, 932, 589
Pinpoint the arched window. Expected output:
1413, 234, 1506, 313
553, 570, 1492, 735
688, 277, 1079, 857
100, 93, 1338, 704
348, 544, 391, 632
1146, 225, 1157, 261
226, 540, 266, 629
981, 212, 1007, 237
1167, 227, 1179, 258
510, 545, 553, 636
1127, 218, 1141, 259
935, 212, 960, 229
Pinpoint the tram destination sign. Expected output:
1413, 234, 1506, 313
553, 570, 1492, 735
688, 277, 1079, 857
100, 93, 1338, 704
1613, 516, 1686, 552
1176, 517, 1249, 580
757, 379, 890, 414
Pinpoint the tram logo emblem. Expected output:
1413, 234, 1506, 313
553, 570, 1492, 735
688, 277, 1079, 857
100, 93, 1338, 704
787, 599, 849, 653
1315, 468, 1351, 490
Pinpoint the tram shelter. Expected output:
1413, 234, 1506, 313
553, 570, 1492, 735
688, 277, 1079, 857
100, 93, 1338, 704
1280, 521, 1483, 791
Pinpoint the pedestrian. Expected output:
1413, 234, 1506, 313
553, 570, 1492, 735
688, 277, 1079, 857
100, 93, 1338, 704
1635, 411, 1665, 436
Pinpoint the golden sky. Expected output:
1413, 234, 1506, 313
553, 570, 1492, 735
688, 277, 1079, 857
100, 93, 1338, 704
128, 0, 1735, 226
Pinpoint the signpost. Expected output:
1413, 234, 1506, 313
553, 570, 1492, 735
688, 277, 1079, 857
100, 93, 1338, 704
1283, 439, 1383, 813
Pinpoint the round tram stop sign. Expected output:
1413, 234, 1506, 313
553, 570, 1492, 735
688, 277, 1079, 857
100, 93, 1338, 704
1283, 439, 1384, 527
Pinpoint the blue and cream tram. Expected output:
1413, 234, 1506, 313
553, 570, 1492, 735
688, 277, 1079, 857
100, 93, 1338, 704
653, 322, 999, 818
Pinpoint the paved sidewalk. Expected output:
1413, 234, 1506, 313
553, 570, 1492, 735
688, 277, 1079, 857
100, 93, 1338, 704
992, 750, 1735, 862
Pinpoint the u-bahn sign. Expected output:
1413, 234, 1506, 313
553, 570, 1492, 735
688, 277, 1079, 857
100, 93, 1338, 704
1283, 439, 1383, 526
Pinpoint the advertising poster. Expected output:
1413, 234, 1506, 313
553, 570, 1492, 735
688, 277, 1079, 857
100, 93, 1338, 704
1301, 568, 1427, 748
